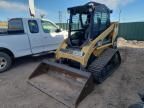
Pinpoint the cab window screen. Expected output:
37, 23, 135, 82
101, 13, 108, 24
28, 20, 39, 33
94, 12, 101, 24
94, 12, 109, 25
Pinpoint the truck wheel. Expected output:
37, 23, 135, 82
0, 52, 12, 73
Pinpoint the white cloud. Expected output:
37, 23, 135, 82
90, 0, 135, 9
0, 0, 27, 11
36, 8, 47, 16
0, 0, 47, 16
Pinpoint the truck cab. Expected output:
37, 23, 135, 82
0, 18, 67, 72
8, 18, 67, 54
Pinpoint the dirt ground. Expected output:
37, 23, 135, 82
0, 38, 144, 108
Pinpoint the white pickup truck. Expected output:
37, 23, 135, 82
0, 18, 67, 72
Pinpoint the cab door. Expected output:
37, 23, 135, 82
27, 19, 46, 54
41, 20, 64, 50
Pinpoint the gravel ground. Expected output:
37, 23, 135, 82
0, 39, 144, 108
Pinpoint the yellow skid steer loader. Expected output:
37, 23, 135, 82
28, 2, 121, 108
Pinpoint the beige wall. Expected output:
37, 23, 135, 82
0, 22, 8, 28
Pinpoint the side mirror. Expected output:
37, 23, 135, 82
55, 28, 61, 33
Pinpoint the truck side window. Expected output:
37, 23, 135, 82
8, 19, 24, 34
41, 20, 58, 33
28, 20, 39, 33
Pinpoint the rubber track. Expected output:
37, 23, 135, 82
87, 48, 120, 83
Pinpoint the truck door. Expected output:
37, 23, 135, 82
27, 20, 46, 54
41, 20, 64, 50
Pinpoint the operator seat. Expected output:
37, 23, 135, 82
70, 31, 84, 46
70, 17, 90, 47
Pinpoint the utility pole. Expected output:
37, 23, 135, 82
119, 8, 122, 22
58, 11, 62, 28
118, 7, 122, 37
59, 11, 62, 23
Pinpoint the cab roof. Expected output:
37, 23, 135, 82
68, 2, 112, 14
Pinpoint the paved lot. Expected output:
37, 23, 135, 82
0, 45, 144, 108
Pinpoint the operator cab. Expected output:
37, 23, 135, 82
67, 2, 112, 48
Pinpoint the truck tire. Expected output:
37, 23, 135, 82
0, 52, 12, 73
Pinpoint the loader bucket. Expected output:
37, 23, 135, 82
28, 60, 94, 108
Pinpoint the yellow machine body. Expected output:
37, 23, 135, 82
56, 23, 119, 67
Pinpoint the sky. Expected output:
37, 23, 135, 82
0, 0, 143, 23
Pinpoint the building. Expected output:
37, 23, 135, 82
0, 22, 8, 33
